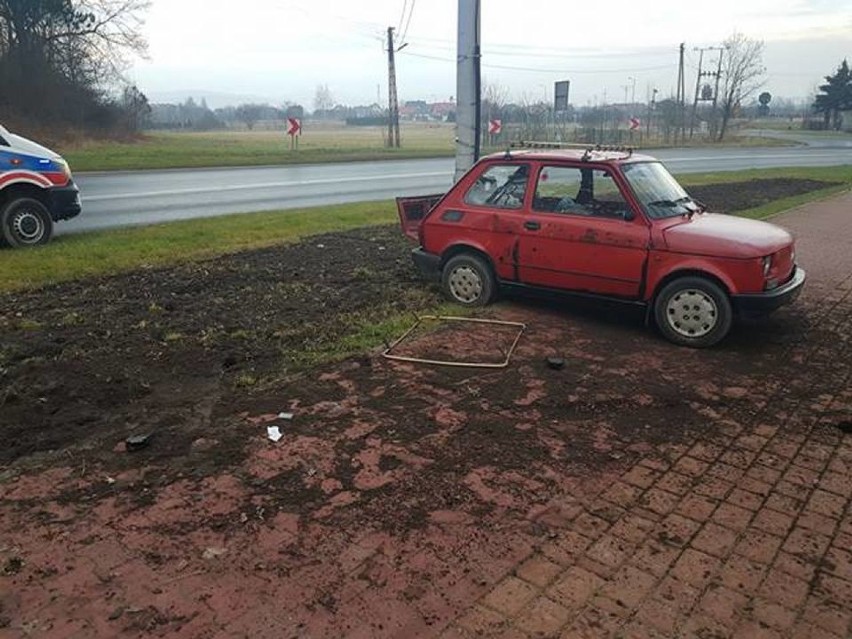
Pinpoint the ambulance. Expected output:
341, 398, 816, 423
0, 124, 81, 247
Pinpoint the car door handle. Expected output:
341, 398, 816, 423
524, 220, 541, 231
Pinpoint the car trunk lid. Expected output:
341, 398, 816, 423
396, 194, 444, 241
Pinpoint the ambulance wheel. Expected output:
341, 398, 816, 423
1, 198, 54, 247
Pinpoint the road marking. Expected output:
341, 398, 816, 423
83, 171, 451, 202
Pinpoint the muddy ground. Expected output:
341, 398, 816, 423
0, 178, 848, 638
0, 178, 831, 475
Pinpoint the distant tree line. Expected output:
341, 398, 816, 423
0, 0, 149, 135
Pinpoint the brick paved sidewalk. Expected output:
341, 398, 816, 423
442, 193, 852, 639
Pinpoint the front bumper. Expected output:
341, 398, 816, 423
411, 247, 441, 282
48, 180, 82, 221
732, 266, 806, 318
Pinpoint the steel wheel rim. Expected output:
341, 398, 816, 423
666, 289, 718, 338
11, 208, 45, 244
448, 265, 483, 303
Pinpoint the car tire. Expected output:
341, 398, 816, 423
441, 253, 495, 307
654, 276, 732, 348
1, 198, 54, 247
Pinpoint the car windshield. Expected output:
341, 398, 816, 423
622, 161, 700, 219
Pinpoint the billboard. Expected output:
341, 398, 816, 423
554, 80, 570, 111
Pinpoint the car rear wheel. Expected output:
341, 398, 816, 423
654, 276, 732, 348
1, 198, 54, 248
441, 253, 495, 307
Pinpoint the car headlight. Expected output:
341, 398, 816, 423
762, 255, 772, 277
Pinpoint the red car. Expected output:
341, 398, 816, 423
397, 145, 805, 347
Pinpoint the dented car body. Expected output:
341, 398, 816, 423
397, 146, 805, 347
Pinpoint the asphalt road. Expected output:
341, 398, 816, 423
65, 143, 852, 235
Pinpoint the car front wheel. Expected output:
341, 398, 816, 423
1, 198, 54, 247
441, 253, 495, 307
654, 276, 732, 348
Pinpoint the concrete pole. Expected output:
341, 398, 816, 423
454, 0, 481, 182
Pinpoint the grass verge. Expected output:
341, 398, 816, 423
1, 165, 849, 294
0, 201, 396, 292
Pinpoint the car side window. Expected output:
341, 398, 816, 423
534, 166, 632, 219
464, 164, 529, 209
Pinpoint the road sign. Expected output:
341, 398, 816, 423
488, 119, 502, 135
554, 80, 570, 111
287, 117, 302, 136
629, 117, 641, 131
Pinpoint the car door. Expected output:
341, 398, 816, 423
516, 163, 650, 298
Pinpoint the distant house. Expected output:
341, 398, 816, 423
429, 101, 456, 121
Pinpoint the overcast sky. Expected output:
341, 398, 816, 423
128, 0, 852, 109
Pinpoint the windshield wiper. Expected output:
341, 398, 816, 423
647, 199, 680, 208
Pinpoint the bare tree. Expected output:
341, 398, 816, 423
313, 84, 334, 115
235, 103, 265, 131
717, 32, 765, 141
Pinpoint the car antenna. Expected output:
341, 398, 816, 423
503, 147, 512, 159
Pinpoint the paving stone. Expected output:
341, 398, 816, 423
597, 565, 656, 610
712, 503, 753, 532
717, 554, 767, 594
734, 529, 783, 565
672, 456, 710, 478
772, 550, 818, 582
758, 568, 810, 609
784, 464, 821, 488
540, 530, 593, 566
481, 576, 538, 617
807, 489, 847, 519
750, 508, 795, 537
801, 595, 852, 636
635, 489, 680, 518
608, 513, 655, 545
515, 554, 563, 589
688, 441, 725, 462
571, 512, 611, 540
628, 541, 681, 579
697, 583, 748, 625
622, 466, 662, 490
653, 471, 693, 496
748, 597, 798, 630
599, 482, 644, 509
695, 476, 736, 500
691, 522, 739, 558
455, 604, 507, 635
818, 471, 851, 498
513, 596, 571, 636
559, 603, 622, 638
546, 566, 604, 611
726, 488, 765, 511
670, 549, 720, 588
584, 535, 634, 569
631, 596, 680, 635
731, 620, 784, 638
782, 526, 831, 559
675, 494, 718, 523
763, 492, 805, 518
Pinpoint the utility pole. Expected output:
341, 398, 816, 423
386, 26, 401, 148
454, 0, 481, 181
676, 43, 686, 144
690, 46, 724, 139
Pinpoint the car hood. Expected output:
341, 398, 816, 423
6, 132, 63, 161
662, 212, 793, 258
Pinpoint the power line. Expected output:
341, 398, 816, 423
396, 0, 408, 36
400, 0, 416, 46
398, 50, 673, 74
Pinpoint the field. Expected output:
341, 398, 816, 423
58, 120, 801, 172
60, 122, 457, 172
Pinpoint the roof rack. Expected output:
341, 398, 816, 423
508, 141, 634, 161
